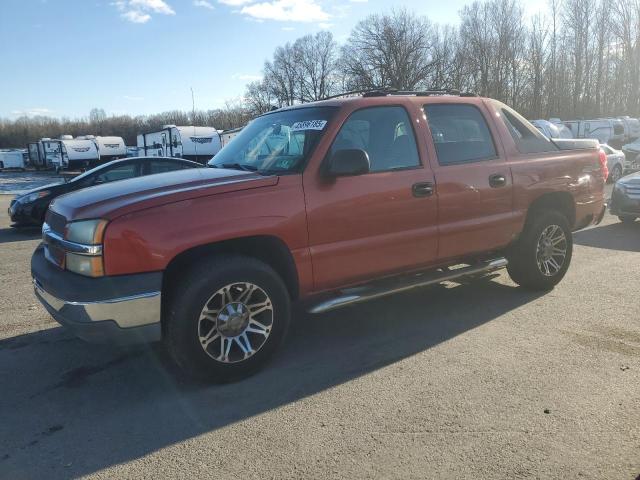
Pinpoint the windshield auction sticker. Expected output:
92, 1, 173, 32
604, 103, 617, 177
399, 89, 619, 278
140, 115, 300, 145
291, 120, 327, 131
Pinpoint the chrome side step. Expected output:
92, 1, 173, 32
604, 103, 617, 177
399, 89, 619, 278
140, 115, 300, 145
308, 258, 508, 314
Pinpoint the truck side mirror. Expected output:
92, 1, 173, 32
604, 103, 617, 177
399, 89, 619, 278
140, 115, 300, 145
326, 149, 370, 177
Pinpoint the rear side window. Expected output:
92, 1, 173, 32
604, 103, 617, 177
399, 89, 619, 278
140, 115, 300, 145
330, 106, 420, 172
498, 105, 558, 154
423, 104, 497, 165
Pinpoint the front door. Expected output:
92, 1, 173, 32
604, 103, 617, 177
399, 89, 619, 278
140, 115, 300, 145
304, 104, 439, 292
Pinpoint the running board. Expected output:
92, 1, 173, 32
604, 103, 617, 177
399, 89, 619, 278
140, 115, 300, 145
308, 258, 508, 314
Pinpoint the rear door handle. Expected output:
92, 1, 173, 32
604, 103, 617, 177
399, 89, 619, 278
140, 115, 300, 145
489, 174, 507, 188
412, 182, 434, 197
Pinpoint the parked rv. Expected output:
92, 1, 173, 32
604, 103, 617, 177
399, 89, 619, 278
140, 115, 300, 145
0, 149, 26, 170
618, 116, 640, 142
563, 118, 625, 147
220, 127, 243, 147
77, 135, 127, 163
45, 137, 100, 172
531, 120, 573, 139
622, 138, 640, 172
27, 141, 48, 169
137, 125, 222, 163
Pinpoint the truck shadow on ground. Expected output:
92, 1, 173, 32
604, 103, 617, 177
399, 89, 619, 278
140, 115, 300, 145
0, 278, 542, 479
0, 226, 41, 244
574, 220, 639, 252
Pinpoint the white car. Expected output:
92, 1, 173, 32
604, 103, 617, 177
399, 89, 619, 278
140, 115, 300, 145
600, 144, 626, 183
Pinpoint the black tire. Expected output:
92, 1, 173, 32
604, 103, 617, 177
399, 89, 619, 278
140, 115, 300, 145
165, 255, 291, 382
619, 215, 637, 223
507, 211, 573, 291
609, 164, 623, 184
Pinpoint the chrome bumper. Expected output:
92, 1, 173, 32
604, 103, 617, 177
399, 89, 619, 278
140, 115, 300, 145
33, 277, 162, 344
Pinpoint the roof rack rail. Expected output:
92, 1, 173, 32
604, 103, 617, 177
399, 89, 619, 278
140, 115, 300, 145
322, 88, 478, 101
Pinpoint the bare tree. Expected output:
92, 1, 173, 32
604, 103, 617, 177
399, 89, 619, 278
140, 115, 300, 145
340, 9, 436, 90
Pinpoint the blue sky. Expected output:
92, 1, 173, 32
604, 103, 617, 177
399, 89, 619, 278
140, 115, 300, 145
0, 0, 544, 119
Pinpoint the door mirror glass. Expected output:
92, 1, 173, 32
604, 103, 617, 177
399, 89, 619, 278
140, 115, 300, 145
326, 149, 370, 177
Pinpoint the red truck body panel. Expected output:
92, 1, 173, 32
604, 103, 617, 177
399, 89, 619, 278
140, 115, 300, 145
48, 95, 605, 299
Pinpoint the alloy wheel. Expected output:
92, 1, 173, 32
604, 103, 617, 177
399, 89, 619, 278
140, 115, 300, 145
197, 282, 273, 364
536, 224, 567, 277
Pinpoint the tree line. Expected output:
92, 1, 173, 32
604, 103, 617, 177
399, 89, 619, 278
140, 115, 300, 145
1, 0, 639, 148
245, 0, 640, 119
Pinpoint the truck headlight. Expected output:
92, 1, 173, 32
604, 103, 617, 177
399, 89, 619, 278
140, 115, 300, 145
65, 219, 108, 245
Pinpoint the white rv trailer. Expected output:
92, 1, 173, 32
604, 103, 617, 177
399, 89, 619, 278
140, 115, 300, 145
0, 150, 26, 170
531, 120, 573, 139
562, 118, 625, 146
45, 137, 100, 171
27, 140, 48, 169
220, 127, 243, 147
618, 116, 640, 141
137, 125, 222, 163
77, 135, 127, 163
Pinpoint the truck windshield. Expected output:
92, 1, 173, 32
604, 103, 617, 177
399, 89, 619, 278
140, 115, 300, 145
209, 106, 337, 175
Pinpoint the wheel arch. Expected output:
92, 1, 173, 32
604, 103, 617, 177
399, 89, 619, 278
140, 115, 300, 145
162, 235, 300, 308
525, 192, 576, 229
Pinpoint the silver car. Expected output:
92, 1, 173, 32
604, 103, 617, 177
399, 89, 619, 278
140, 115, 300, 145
600, 144, 626, 183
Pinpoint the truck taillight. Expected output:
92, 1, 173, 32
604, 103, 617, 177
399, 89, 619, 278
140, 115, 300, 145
598, 149, 609, 181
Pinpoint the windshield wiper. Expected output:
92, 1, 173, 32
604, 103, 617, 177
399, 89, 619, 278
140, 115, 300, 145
212, 163, 258, 172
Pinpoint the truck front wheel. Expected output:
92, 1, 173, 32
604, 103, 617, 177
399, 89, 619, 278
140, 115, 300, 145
507, 211, 573, 290
165, 255, 291, 382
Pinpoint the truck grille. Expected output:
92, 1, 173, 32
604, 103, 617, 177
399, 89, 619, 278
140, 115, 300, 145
45, 210, 66, 235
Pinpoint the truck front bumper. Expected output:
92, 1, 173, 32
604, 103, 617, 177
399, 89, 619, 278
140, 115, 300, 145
31, 245, 162, 344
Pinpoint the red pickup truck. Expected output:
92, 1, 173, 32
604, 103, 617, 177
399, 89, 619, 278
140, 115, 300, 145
32, 91, 606, 381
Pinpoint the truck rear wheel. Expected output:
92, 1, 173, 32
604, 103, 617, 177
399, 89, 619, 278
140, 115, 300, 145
165, 255, 291, 382
507, 211, 573, 290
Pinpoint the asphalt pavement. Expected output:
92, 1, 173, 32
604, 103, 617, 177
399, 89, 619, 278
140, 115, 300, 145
0, 189, 639, 480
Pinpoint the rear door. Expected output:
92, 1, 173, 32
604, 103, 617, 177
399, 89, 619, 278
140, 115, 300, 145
304, 103, 439, 291
422, 102, 514, 260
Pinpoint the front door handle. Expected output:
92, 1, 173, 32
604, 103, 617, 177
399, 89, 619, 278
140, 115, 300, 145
412, 182, 434, 197
489, 174, 507, 188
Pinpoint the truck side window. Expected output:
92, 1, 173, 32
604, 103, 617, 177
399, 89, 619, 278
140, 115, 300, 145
330, 106, 420, 172
423, 104, 497, 165
499, 106, 558, 154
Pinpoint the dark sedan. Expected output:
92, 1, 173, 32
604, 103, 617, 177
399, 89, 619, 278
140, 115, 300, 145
8, 157, 203, 226
610, 171, 640, 223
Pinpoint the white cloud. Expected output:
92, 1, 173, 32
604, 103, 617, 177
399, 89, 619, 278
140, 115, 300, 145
113, 0, 175, 23
240, 0, 330, 22
123, 95, 145, 101
193, 0, 215, 9
11, 108, 53, 117
122, 10, 152, 22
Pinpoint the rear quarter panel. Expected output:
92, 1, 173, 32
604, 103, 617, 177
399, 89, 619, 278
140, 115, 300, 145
484, 101, 605, 231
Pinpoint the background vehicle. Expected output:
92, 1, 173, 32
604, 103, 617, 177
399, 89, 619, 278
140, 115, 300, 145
610, 172, 640, 223
9, 157, 202, 226
137, 125, 222, 164
45, 137, 100, 172
600, 144, 626, 182
32, 92, 606, 382
564, 118, 625, 147
0, 149, 26, 170
622, 138, 640, 171
76, 135, 127, 164
618, 116, 640, 142
532, 119, 573, 139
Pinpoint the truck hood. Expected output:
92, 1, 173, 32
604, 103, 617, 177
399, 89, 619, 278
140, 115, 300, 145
50, 167, 279, 221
